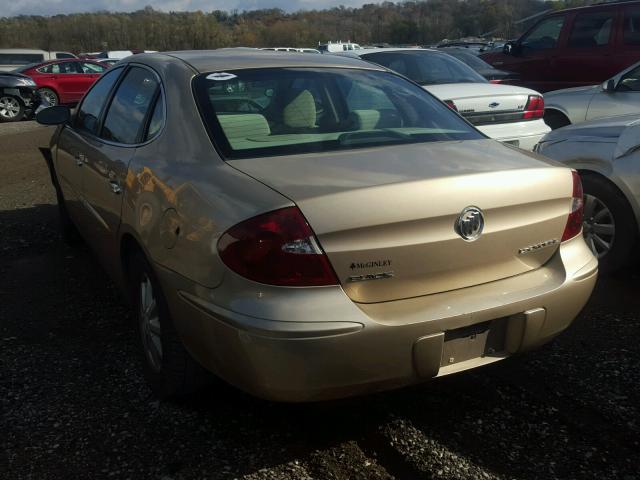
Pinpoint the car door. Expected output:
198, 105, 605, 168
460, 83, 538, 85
49, 61, 85, 103
554, 8, 618, 89
587, 63, 640, 121
81, 65, 161, 262
55, 67, 124, 233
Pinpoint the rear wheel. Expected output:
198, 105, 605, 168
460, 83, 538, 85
581, 174, 637, 274
0, 95, 24, 122
543, 109, 570, 130
130, 251, 210, 398
38, 88, 59, 107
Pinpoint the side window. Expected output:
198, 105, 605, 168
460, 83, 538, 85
144, 95, 164, 141
624, 9, 640, 45
75, 67, 123, 135
521, 15, 566, 52
101, 67, 160, 144
81, 62, 106, 74
56, 53, 75, 59
568, 11, 614, 48
618, 65, 640, 92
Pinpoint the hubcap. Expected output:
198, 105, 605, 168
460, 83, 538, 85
40, 90, 57, 106
0, 96, 20, 119
139, 274, 162, 371
583, 193, 615, 259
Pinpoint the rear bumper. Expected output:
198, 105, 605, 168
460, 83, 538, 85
158, 234, 597, 402
477, 119, 550, 151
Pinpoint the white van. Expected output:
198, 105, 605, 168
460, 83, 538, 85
0, 49, 77, 71
317, 42, 361, 53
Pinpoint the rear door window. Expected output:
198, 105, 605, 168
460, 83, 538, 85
624, 8, 640, 45
101, 67, 160, 144
75, 67, 123, 136
38, 61, 81, 74
521, 15, 566, 52
568, 11, 614, 48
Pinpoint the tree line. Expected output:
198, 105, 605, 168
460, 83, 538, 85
0, 0, 592, 54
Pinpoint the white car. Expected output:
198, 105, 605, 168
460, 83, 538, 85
337, 48, 550, 151
544, 61, 640, 130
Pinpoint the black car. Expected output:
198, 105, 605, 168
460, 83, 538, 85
0, 71, 41, 122
441, 47, 519, 83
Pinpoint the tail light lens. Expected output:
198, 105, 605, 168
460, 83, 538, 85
489, 79, 504, 84
561, 170, 584, 242
523, 95, 544, 120
444, 99, 458, 111
217, 207, 338, 286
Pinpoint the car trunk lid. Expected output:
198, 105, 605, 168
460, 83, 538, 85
228, 139, 573, 303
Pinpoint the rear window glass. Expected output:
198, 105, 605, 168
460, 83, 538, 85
361, 51, 487, 85
193, 67, 482, 160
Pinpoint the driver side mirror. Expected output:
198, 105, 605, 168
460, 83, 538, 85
603, 78, 616, 93
503, 41, 519, 55
36, 105, 71, 125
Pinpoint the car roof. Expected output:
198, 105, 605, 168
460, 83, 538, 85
336, 47, 442, 57
548, 0, 639, 14
136, 48, 386, 73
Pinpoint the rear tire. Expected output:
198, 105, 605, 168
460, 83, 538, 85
38, 88, 59, 107
581, 174, 637, 274
129, 251, 210, 398
544, 109, 570, 130
0, 95, 25, 122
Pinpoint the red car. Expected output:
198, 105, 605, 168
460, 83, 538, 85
480, 1, 640, 92
16, 59, 107, 106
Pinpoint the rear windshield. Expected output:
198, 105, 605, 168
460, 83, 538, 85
193, 67, 482, 159
361, 51, 488, 85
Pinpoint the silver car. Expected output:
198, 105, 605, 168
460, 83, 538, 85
544, 61, 640, 130
536, 114, 640, 272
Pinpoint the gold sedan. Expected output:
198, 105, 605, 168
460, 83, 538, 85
36, 49, 597, 401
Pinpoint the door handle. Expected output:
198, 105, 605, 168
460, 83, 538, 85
75, 153, 87, 166
109, 180, 122, 195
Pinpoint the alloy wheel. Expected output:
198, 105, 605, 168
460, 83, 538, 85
0, 96, 20, 119
139, 274, 162, 371
583, 193, 615, 259
40, 89, 58, 106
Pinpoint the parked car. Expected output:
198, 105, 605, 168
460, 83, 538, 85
480, 1, 640, 92
339, 48, 550, 150
544, 60, 640, 129
535, 114, 640, 272
0, 71, 41, 122
441, 47, 519, 83
0, 49, 76, 71
15, 59, 107, 106
35, 49, 596, 402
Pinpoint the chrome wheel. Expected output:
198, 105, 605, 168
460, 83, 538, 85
39, 89, 58, 107
583, 193, 615, 259
139, 274, 162, 371
0, 96, 20, 119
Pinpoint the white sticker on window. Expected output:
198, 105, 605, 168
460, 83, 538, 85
206, 72, 237, 81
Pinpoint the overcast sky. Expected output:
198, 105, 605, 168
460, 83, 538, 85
4, 0, 371, 16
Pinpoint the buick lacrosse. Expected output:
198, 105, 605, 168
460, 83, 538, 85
37, 49, 597, 401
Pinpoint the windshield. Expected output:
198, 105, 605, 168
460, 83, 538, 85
361, 51, 488, 85
193, 67, 482, 159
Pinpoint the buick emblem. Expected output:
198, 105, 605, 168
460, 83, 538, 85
455, 206, 484, 242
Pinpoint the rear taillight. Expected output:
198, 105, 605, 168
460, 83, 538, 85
489, 79, 503, 84
561, 170, 584, 242
217, 207, 338, 286
444, 99, 458, 111
523, 95, 544, 120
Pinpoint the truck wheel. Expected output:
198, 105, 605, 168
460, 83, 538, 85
0, 95, 24, 122
38, 88, 59, 107
129, 251, 210, 398
581, 174, 637, 274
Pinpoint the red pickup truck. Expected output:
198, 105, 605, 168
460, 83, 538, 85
480, 1, 640, 92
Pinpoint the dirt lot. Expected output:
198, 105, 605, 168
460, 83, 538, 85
1, 121, 639, 480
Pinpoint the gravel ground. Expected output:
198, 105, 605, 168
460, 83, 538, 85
1, 121, 639, 480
